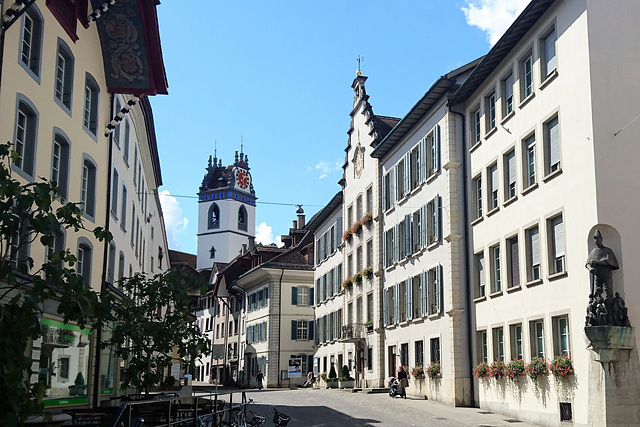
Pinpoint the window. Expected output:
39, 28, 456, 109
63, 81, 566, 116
523, 135, 536, 188
80, 158, 97, 219
504, 150, 516, 200
366, 239, 373, 268
411, 209, 422, 252
133, 146, 138, 185
502, 73, 514, 116
123, 119, 131, 164
430, 338, 441, 363
415, 340, 424, 368
208, 204, 220, 229
59, 357, 70, 381
382, 171, 393, 211
478, 330, 488, 363
545, 116, 561, 174
510, 323, 523, 359
410, 146, 420, 190
427, 126, 440, 176
411, 274, 422, 318
111, 168, 119, 217
485, 92, 496, 132
491, 327, 504, 362
113, 99, 121, 147
46, 228, 65, 264
548, 214, 565, 274
541, 27, 557, 78
14, 99, 38, 177
526, 225, 541, 282
9, 215, 30, 269
521, 52, 533, 99
118, 251, 125, 281
77, 241, 92, 285
121, 185, 127, 229
531, 320, 545, 358
356, 245, 363, 272
51, 132, 70, 199
384, 228, 394, 267
54, 39, 74, 111
401, 343, 409, 367
347, 205, 353, 228
427, 197, 439, 244
472, 175, 482, 219
83, 74, 100, 137
238, 205, 247, 231
490, 244, 501, 293
356, 194, 363, 220
488, 164, 498, 210
398, 217, 407, 259
506, 235, 520, 288
107, 242, 116, 284
294, 320, 311, 341
130, 205, 135, 245
471, 108, 481, 146
293, 287, 312, 306
19, 5, 43, 78
356, 296, 363, 323
554, 315, 571, 357
395, 157, 406, 200
347, 253, 353, 277
367, 293, 374, 323
475, 252, 485, 297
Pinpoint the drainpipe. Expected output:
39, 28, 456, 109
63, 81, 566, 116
448, 104, 475, 407
276, 268, 284, 388
93, 94, 115, 407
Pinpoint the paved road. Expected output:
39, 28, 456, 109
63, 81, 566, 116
215, 387, 538, 427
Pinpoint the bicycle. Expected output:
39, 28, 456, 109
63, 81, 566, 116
272, 408, 290, 427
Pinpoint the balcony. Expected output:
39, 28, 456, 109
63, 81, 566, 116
340, 323, 366, 343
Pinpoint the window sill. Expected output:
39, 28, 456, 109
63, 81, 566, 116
409, 185, 422, 197
522, 183, 538, 196
519, 92, 535, 109
489, 290, 503, 298
501, 110, 515, 125
399, 257, 410, 266
469, 140, 482, 153
506, 285, 522, 293
120, 224, 127, 233
412, 316, 425, 324
384, 205, 396, 215
485, 127, 498, 140
428, 313, 441, 320
486, 207, 500, 217
540, 69, 558, 90
471, 216, 484, 226
426, 172, 438, 184
426, 240, 439, 251
54, 98, 73, 118
548, 271, 568, 281
543, 167, 563, 183
385, 264, 396, 272
526, 278, 543, 287
503, 195, 517, 207
399, 320, 410, 327
398, 195, 409, 206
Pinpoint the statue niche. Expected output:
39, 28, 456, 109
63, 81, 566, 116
585, 229, 630, 327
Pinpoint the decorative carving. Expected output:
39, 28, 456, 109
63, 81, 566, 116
585, 230, 630, 327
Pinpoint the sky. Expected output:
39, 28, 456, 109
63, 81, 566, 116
150, 0, 531, 254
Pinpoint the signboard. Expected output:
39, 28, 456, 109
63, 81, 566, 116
170, 364, 180, 379
288, 357, 302, 378
313, 357, 319, 376
211, 344, 225, 360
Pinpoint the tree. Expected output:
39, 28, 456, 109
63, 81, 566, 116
0, 143, 110, 426
101, 270, 211, 395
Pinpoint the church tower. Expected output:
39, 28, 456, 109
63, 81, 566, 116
196, 148, 256, 270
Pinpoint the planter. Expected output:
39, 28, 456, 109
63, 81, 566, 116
338, 380, 355, 389
25, 414, 72, 427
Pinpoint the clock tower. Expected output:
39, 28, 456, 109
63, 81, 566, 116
196, 148, 256, 270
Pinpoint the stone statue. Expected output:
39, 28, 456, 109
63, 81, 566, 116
585, 229, 630, 327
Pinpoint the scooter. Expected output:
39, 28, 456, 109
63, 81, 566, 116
388, 377, 399, 398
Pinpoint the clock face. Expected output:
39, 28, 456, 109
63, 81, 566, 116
237, 170, 250, 189
353, 146, 364, 178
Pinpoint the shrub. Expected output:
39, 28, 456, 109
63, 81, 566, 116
473, 361, 490, 378
328, 365, 337, 379
526, 357, 549, 381
411, 366, 425, 379
426, 362, 441, 378
550, 355, 574, 379
490, 360, 506, 379
320, 372, 327, 381
505, 359, 525, 380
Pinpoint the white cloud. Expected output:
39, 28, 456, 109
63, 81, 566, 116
159, 190, 189, 249
255, 222, 283, 247
308, 159, 342, 180
462, 0, 531, 45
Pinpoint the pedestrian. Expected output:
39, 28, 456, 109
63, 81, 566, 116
256, 370, 264, 390
397, 367, 408, 399
303, 371, 314, 388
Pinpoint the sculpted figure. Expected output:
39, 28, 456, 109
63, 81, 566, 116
585, 230, 619, 299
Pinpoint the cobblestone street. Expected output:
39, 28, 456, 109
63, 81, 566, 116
226, 388, 538, 427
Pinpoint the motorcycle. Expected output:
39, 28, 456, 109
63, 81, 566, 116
388, 377, 399, 398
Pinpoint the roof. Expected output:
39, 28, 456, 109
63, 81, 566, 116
168, 249, 197, 269
305, 191, 343, 232
140, 96, 163, 187
372, 57, 483, 159
449, 0, 557, 105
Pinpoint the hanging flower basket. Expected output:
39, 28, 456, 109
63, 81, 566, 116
550, 355, 573, 379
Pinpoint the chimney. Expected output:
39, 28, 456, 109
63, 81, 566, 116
296, 205, 305, 229
242, 244, 247, 255
248, 236, 256, 252
293, 220, 298, 229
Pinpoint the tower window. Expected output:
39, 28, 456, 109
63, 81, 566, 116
208, 203, 220, 229
210, 246, 216, 259
238, 206, 247, 231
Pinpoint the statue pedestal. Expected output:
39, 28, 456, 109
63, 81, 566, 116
585, 326, 640, 426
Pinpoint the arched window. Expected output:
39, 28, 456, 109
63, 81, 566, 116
51, 130, 70, 199
83, 73, 100, 137
77, 239, 93, 285
80, 157, 97, 219
208, 203, 220, 229
14, 96, 38, 177
238, 205, 247, 231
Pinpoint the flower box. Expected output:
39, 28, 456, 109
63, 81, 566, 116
338, 379, 355, 389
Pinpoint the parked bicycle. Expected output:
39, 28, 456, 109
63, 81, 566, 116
273, 408, 290, 427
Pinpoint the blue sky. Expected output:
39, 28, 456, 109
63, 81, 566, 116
150, 0, 530, 254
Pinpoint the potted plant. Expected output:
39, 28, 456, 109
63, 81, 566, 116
342, 276, 353, 290
352, 221, 363, 235
343, 228, 353, 242
526, 357, 549, 381
473, 361, 490, 378
505, 359, 525, 380
411, 366, 425, 380
68, 372, 87, 396
354, 272, 363, 283
338, 366, 355, 389
363, 212, 373, 226
326, 366, 339, 388
363, 266, 373, 280
364, 320, 373, 332
489, 359, 506, 380
550, 355, 573, 379
426, 362, 441, 379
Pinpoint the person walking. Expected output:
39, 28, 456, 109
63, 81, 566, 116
397, 367, 408, 399
256, 370, 264, 390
